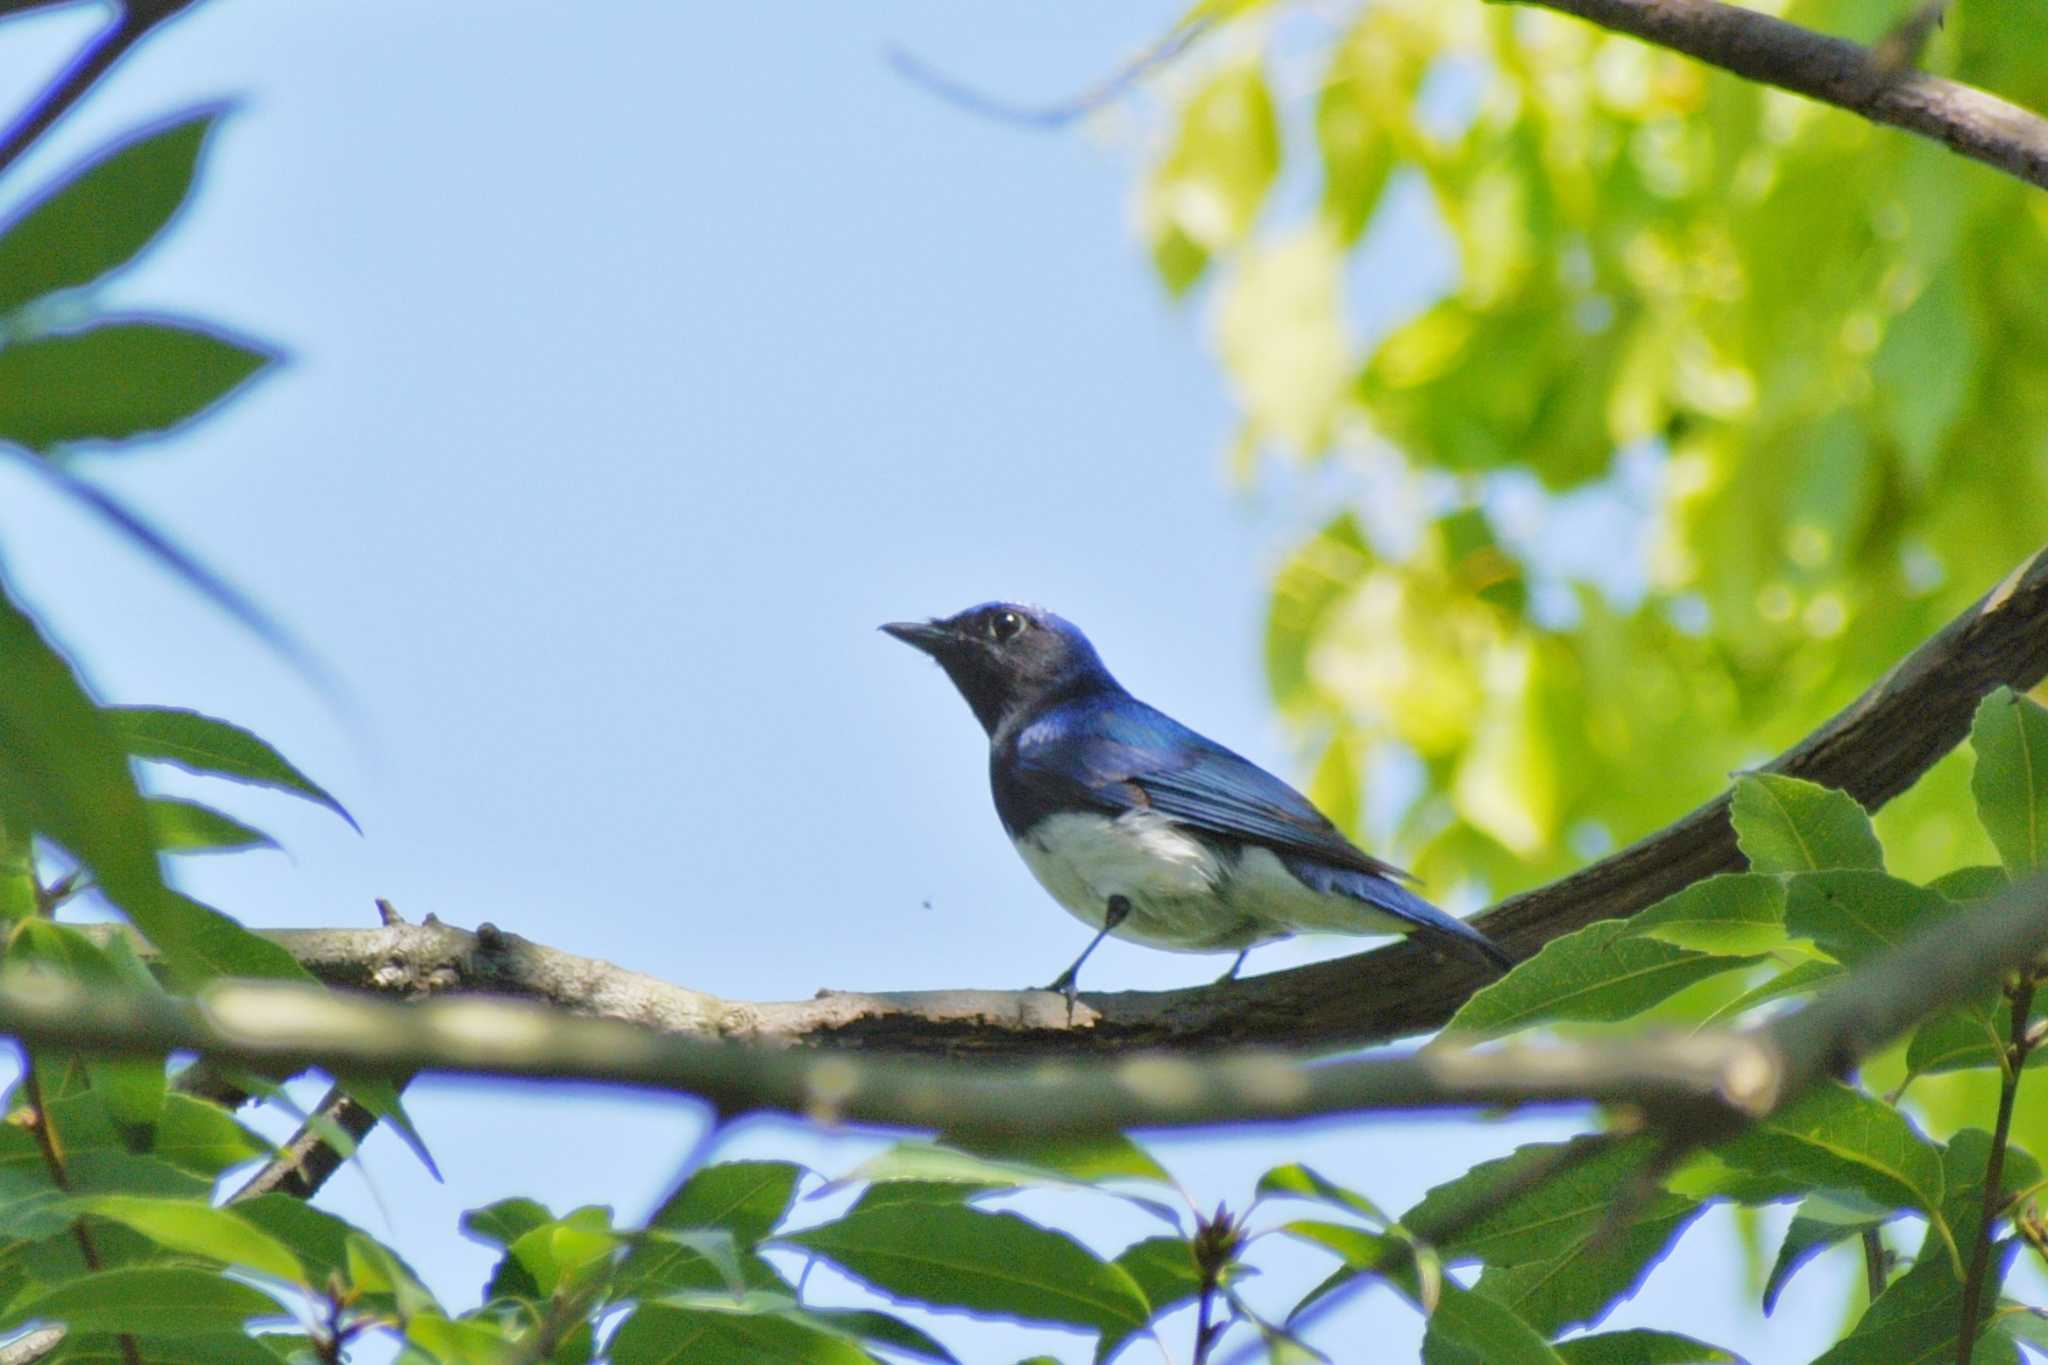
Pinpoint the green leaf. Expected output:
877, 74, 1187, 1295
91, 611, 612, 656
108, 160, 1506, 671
1255, 1163, 1388, 1224
331, 1072, 437, 1182
68, 1194, 307, 1285
345, 1231, 440, 1320
1420, 1280, 1566, 1365
109, 706, 357, 832
827, 1141, 1180, 1226
947, 1131, 1173, 1185
55, 1334, 291, 1364
145, 796, 278, 855
1092, 1235, 1204, 1364
0, 109, 220, 317
232, 1194, 362, 1284
648, 1160, 802, 1244
620, 1161, 803, 1295
809, 1308, 957, 1363
1783, 869, 1956, 965
405, 1312, 524, 1364
1283, 1218, 1426, 1314
1446, 918, 1753, 1035
1907, 991, 2019, 1078
1140, 60, 1280, 295
1810, 1239, 2007, 1364
1399, 1135, 1701, 1335
1929, 865, 2008, 901
1627, 873, 1787, 956
153, 1092, 271, 1177
849, 1179, 990, 1213
1760, 1190, 1890, 1315
0, 1266, 281, 1336
504, 1205, 618, 1298
1473, 1196, 1704, 1336
780, 1203, 1149, 1336
1111, 1235, 1202, 1314
1729, 773, 1884, 874
0, 321, 275, 451
460, 1196, 554, 1252
1713, 1082, 1950, 1253
0, 583, 167, 951
1695, 957, 1843, 1028
607, 1303, 876, 1365
1970, 687, 2048, 879
1553, 1330, 1740, 1364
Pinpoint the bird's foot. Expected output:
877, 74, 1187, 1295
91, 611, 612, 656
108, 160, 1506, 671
1043, 967, 1081, 1022
1213, 948, 1251, 984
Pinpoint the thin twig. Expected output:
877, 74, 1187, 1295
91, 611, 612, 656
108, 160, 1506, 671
17, 1047, 141, 1365
0, 2, 197, 179
1861, 1226, 1888, 1301
1957, 976, 2037, 1364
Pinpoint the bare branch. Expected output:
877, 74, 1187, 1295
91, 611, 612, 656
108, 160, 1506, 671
1519, 0, 2048, 192
12, 872, 2048, 1139
226, 1083, 382, 1205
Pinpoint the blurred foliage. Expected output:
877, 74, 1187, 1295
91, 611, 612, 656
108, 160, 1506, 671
5, 0, 2048, 1360
1142, 0, 2048, 897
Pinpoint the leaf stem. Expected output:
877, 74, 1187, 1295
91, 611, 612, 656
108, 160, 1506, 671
1957, 975, 2037, 1365
1860, 1226, 1886, 1302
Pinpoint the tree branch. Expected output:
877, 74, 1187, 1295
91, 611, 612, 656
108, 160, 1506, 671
1516, 0, 2048, 192
11, 871, 2048, 1139
90, 546, 2048, 1060
225, 1083, 382, 1205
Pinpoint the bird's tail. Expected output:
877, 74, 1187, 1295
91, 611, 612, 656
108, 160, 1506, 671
1285, 856, 1513, 972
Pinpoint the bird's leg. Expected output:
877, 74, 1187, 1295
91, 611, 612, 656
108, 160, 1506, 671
1045, 894, 1131, 1017
1215, 948, 1251, 984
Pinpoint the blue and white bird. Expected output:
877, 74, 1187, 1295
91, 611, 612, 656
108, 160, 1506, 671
883, 602, 1512, 1001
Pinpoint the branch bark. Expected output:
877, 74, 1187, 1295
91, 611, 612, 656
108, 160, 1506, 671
1518, 0, 2048, 192
98, 546, 2048, 1060
11, 874, 2048, 1140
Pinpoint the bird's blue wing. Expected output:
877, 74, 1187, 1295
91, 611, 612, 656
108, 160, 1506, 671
1008, 696, 1414, 883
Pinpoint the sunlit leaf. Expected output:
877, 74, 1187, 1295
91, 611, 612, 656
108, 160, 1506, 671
1729, 774, 1884, 875
780, 1204, 1149, 1336
1139, 60, 1280, 294
145, 796, 278, 855
0, 1266, 281, 1336
1447, 918, 1753, 1035
1626, 872, 1786, 956
68, 1194, 307, 1286
1969, 686, 2048, 879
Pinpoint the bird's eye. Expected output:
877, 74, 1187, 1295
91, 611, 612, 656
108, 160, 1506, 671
990, 609, 1026, 642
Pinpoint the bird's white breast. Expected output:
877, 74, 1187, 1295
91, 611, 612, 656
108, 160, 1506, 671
1014, 810, 1222, 934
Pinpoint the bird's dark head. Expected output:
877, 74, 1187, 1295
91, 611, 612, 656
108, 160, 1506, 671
882, 602, 1118, 735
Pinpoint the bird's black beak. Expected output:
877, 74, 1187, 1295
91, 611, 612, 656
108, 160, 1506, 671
880, 619, 952, 656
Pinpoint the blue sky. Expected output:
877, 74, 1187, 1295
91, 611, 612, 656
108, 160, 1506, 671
0, 2, 1889, 1360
